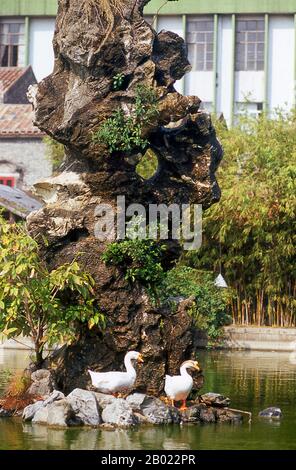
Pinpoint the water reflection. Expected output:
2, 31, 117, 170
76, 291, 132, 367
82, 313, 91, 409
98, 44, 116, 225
19, 424, 195, 450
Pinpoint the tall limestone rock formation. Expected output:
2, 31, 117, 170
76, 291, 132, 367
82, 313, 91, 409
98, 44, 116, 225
27, 0, 222, 394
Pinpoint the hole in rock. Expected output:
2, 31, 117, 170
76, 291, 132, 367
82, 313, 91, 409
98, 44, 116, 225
67, 227, 89, 242
136, 149, 158, 180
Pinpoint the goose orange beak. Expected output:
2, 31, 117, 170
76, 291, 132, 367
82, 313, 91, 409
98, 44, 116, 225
194, 361, 200, 371
138, 354, 144, 363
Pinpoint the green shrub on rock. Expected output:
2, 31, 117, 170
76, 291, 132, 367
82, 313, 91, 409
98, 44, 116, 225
0, 217, 105, 366
93, 85, 159, 153
102, 238, 166, 288
161, 266, 233, 344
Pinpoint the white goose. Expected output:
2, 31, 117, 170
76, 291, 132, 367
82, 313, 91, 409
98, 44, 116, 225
88, 351, 144, 396
164, 360, 200, 410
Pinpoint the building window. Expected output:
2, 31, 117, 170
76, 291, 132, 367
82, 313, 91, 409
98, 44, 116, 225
0, 176, 16, 187
187, 16, 214, 71
235, 17, 265, 71
0, 20, 25, 67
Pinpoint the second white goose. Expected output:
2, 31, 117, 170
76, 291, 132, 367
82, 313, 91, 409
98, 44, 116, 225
164, 360, 200, 410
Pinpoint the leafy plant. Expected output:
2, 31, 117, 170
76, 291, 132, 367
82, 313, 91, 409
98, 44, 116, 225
43, 136, 65, 173
4, 370, 31, 398
93, 108, 144, 153
0, 370, 41, 412
93, 85, 159, 153
0, 217, 105, 366
102, 238, 165, 288
112, 72, 125, 91
134, 85, 159, 123
185, 110, 296, 326
160, 266, 232, 344
102, 216, 166, 296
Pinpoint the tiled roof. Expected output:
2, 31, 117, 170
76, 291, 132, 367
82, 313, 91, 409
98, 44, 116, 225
0, 184, 42, 218
0, 104, 44, 138
0, 67, 28, 93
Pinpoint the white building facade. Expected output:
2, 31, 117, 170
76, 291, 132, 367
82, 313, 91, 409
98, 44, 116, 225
0, 0, 296, 124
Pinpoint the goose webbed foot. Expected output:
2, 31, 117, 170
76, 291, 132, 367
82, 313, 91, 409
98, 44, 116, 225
112, 389, 130, 399
179, 400, 187, 411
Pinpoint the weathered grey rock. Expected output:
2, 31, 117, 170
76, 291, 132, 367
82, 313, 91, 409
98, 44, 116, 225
126, 393, 146, 410
47, 399, 78, 427
180, 404, 203, 423
22, 401, 44, 422
32, 398, 79, 427
199, 405, 216, 423
0, 407, 13, 417
127, 393, 180, 424
28, 382, 51, 397
67, 388, 101, 426
201, 393, 231, 408
23, 387, 242, 428
27, 369, 55, 397
93, 392, 117, 409
31, 369, 50, 381
100, 423, 116, 431
259, 407, 282, 419
102, 399, 138, 427
134, 412, 149, 424
22, 390, 64, 422
180, 403, 241, 424
32, 406, 49, 424
43, 390, 65, 406
143, 401, 180, 425
215, 408, 243, 423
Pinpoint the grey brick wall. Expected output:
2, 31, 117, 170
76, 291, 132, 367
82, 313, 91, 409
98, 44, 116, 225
195, 327, 296, 351
0, 138, 52, 189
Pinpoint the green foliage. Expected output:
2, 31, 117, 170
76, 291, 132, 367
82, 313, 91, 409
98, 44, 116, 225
161, 266, 232, 344
93, 108, 144, 153
134, 85, 159, 123
0, 217, 105, 365
112, 72, 125, 91
93, 85, 159, 153
186, 110, 296, 326
43, 136, 65, 172
101, 211, 230, 341
102, 216, 166, 300
102, 238, 165, 288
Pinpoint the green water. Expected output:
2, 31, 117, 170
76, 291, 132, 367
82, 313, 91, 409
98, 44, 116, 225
1, 348, 296, 450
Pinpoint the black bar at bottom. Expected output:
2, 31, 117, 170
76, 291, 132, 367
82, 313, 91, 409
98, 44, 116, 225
0, 450, 295, 466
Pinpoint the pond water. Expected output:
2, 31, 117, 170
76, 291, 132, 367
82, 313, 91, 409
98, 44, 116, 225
0, 348, 296, 450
